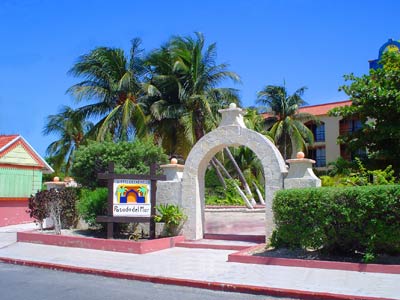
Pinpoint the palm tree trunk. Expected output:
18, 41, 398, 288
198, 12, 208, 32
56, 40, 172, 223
283, 135, 287, 161
212, 157, 253, 209
234, 185, 254, 209
213, 157, 233, 179
252, 181, 265, 205
223, 148, 257, 206
210, 159, 226, 189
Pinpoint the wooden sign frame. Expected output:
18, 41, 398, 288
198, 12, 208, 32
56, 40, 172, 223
97, 162, 166, 239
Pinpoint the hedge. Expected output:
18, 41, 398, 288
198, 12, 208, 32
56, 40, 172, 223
76, 188, 108, 226
271, 185, 400, 258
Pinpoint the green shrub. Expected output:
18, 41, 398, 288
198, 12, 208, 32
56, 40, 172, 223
205, 168, 223, 188
321, 161, 396, 187
76, 188, 108, 226
72, 137, 168, 188
154, 204, 187, 236
271, 185, 400, 260
205, 178, 243, 206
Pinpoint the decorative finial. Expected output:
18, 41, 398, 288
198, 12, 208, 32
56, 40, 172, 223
296, 152, 305, 159
229, 103, 237, 109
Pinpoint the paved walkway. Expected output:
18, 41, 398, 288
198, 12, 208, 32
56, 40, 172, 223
205, 209, 266, 235
0, 223, 399, 300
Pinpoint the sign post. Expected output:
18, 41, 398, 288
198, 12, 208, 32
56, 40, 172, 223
97, 162, 166, 239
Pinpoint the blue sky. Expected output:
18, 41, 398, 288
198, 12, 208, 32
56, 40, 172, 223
0, 0, 398, 156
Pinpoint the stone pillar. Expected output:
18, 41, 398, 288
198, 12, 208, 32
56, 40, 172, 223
44, 176, 67, 190
156, 160, 184, 206
284, 152, 321, 189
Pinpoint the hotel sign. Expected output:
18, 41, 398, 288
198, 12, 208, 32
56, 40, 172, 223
113, 179, 151, 217
97, 162, 166, 239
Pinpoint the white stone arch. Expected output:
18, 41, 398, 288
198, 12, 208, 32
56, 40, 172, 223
181, 106, 287, 240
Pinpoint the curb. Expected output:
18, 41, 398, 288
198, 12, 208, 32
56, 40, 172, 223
17, 231, 185, 255
0, 257, 394, 300
228, 245, 400, 275
175, 241, 249, 251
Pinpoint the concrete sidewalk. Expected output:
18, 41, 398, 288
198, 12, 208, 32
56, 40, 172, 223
0, 223, 399, 300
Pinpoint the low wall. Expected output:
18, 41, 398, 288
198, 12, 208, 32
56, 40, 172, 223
17, 231, 185, 254
0, 199, 32, 226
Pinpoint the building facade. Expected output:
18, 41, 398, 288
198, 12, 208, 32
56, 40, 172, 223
0, 135, 53, 226
299, 100, 358, 169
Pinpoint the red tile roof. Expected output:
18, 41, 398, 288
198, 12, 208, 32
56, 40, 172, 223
0, 135, 19, 150
262, 100, 352, 118
298, 100, 352, 116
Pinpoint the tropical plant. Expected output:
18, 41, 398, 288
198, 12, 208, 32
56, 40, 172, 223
145, 32, 241, 157
43, 106, 92, 175
154, 204, 187, 236
145, 33, 259, 206
321, 158, 397, 187
67, 38, 149, 141
257, 84, 316, 160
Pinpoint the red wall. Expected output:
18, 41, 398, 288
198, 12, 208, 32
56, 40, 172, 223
0, 199, 32, 226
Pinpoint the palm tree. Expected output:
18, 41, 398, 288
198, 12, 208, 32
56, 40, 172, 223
43, 106, 92, 175
147, 33, 257, 206
257, 84, 316, 160
67, 38, 148, 141
146, 32, 241, 152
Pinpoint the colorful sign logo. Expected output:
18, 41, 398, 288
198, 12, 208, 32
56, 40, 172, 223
112, 179, 151, 217
116, 184, 149, 203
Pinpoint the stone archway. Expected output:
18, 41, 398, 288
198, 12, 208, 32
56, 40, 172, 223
181, 105, 287, 240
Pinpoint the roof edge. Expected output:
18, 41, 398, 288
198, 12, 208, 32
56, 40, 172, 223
19, 136, 54, 174
0, 135, 20, 153
300, 100, 352, 109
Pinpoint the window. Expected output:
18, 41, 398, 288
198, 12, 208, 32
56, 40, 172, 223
306, 122, 325, 142
341, 144, 367, 162
308, 147, 326, 167
339, 118, 362, 135
315, 123, 325, 142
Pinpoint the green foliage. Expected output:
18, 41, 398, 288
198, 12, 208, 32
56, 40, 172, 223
271, 185, 400, 261
154, 204, 187, 236
256, 84, 317, 160
205, 178, 243, 206
67, 38, 148, 142
43, 106, 93, 176
330, 51, 400, 173
145, 32, 241, 158
76, 188, 108, 226
27, 188, 78, 230
322, 159, 396, 187
205, 168, 222, 188
72, 137, 168, 188
327, 157, 354, 176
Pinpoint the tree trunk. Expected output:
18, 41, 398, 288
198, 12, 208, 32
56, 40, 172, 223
234, 184, 254, 209
223, 148, 257, 206
213, 157, 253, 209
213, 157, 233, 179
252, 181, 265, 205
210, 158, 226, 189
